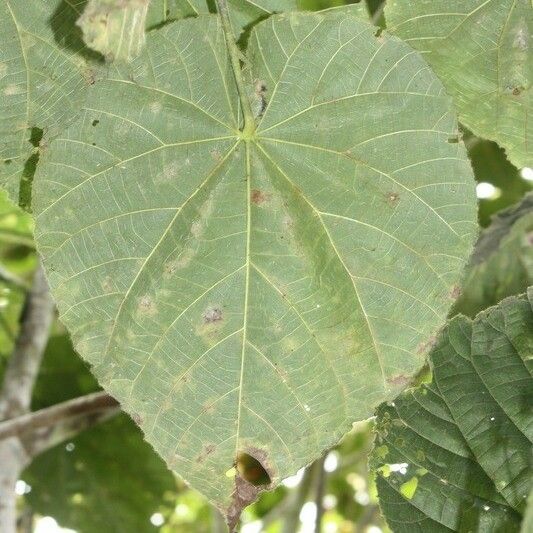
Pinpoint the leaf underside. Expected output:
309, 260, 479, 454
386, 0, 533, 168
0, 0, 105, 204
373, 290, 533, 531
147, 0, 299, 34
34, 12, 477, 516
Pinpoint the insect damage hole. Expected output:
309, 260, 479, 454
226, 451, 273, 531
236, 451, 271, 486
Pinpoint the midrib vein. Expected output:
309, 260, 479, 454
234, 140, 252, 456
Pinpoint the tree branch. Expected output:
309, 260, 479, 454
0, 262, 55, 419
0, 263, 30, 291
0, 261, 55, 533
0, 391, 119, 442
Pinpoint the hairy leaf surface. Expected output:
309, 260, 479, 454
0, 0, 104, 204
386, 0, 532, 168
34, 12, 477, 516
373, 290, 533, 530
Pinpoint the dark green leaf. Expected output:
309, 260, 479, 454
372, 290, 533, 531
452, 193, 533, 318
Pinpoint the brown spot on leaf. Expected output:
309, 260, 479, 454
449, 284, 461, 299
131, 413, 143, 425
226, 475, 261, 532
210, 149, 222, 162
417, 335, 438, 355
251, 189, 271, 205
203, 307, 223, 323
83, 68, 96, 85
387, 374, 411, 387
254, 80, 268, 117
512, 86, 524, 96
386, 192, 400, 206
196, 443, 216, 463
137, 295, 157, 316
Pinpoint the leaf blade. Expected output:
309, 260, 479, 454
386, 0, 533, 168
34, 12, 478, 516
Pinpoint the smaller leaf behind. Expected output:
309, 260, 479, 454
452, 193, 533, 318
77, 0, 150, 62
372, 290, 533, 531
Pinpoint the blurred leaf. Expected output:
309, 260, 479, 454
372, 290, 532, 531
452, 193, 533, 318
0, 190, 34, 359
0, 189, 34, 249
464, 132, 532, 227
77, 0, 150, 62
386, 0, 532, 168
23, 335, 177, 533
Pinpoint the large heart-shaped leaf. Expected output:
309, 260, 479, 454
33, 11, 477, 521
0, 0, 104, 204
372, 289, 533, 530
385, 0, 532, 169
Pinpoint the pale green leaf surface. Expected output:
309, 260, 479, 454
373, 291, 533, 531
452, 193, 533, 317
147, 0, 298, 34
386, 0, 533, 168
77, 0, 150, 62
34, 12, 477, 515
0, 0, 104, 204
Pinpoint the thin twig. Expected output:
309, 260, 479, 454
0, 391, 119, 441
0, 261, 55, 533
314, 456, 327, 533
281, 466, 315, 533
0, 263, 30, 291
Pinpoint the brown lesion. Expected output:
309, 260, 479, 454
202, 307, 223, 323
416, 335, 438, 355
385, 191, 400, 206
251, 189, 271, 205
386, 374, 411, 387
449, 284, 462, 299
196, 443, 217, 464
